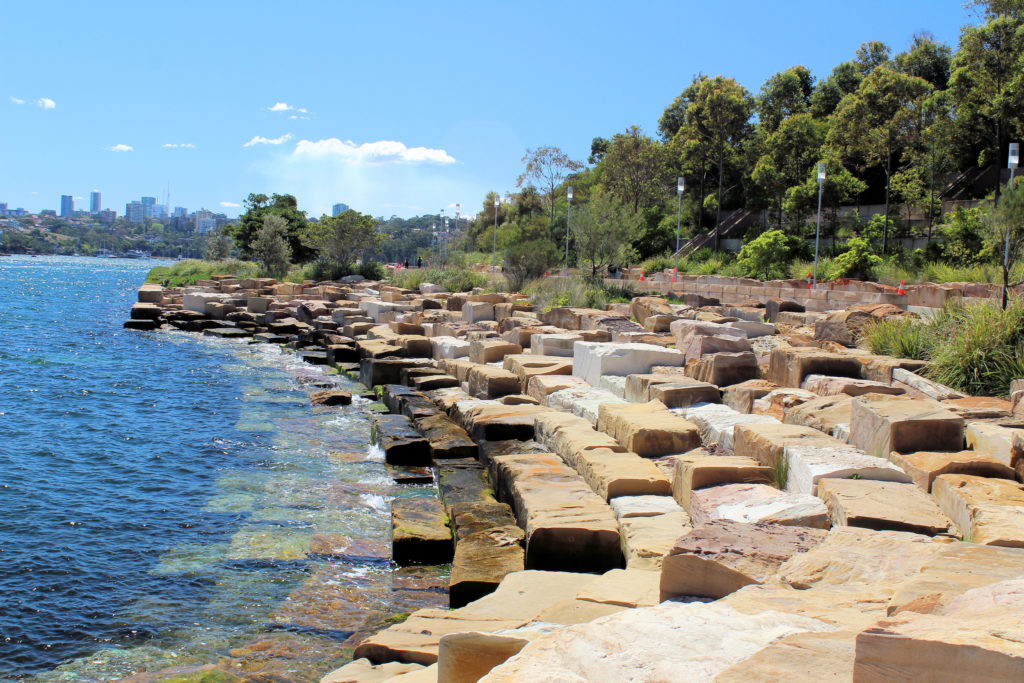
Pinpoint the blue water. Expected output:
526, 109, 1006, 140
0, 256, 443, 682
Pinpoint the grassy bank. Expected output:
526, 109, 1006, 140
523, 275, 637, 312
146, 259, 264, 287
865, 299, 1024, 397
387, 267, 487, 292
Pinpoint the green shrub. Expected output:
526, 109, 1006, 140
831, 237, 882, 280
736, 230, 795, 280
640, 253, 674, 274
864, 315, 932, 360
926, 299, 1024, 397
388, 267, 486, 292
523, 275, 635, 312
307, 258, 351, 281
504, 238, 559, 291
146, 259, 262, 287
359, 261, 385, 280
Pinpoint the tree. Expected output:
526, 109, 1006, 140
894, 32, 953, 89
570, 192, 642, 274
751, 113, 827, 228
228, 193, 313, 262
988, 181, 1024, 307
757, 66, 814, 134
302, 209, 385, 266
517, 146, 584, 224
949, 6, 1024, 201
736, 229, 796, 280
810, 61, 863, 118
203, 232, 232, 260
253, 214, 290, 278
827, 67, 933, 252
600, 126, 671, 213
855, 41, 892, 75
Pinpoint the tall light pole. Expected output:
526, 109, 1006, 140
443, 216, 449, 266
564, 186, 573, 276
812, 162, 826, 289
674, 176, 685, 282
1004, 142, 1019, 307
440, 209, 446, 266
492, 194, 500, 273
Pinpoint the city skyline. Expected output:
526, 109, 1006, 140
2, 1, 974, 219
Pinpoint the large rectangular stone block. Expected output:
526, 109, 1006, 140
573, 342, 684, 387
597, 401, 701, 458
849, 396, 964, 458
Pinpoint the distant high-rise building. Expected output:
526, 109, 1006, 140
60, 195, 74, 217
98, 209, 117, 225
194, 208, 214, 234
172, 206, 188, 218
332, 202, 349, 217
141, 196, 157, 219
90, 191, 101, 213
126, 201, 145, 224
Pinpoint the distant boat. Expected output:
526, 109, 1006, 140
124, 250, 151, 259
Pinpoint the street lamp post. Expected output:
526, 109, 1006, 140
1004, 142, 1019, 307
674, 177, 685, 282
492, 195, 500, 273
812, 162, 826, 289
443, 216, 449, 265
564, 187, 573, 277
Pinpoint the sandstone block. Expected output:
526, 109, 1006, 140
752, 387, 819, 421
430, 335, 471, 360
802, 374, 905, 397
672, 455, 771, 513
723, 379, 778, 413
965, 422, 1024, 469
617, 511, 692, 569
467, 365, 521, 400
572, 342, 683, 387
850, 396, 964, 458
649, 379, 721, 409
392, 497, 453, 565
768, 347, 864, 388
889, 450, 1015, 492
525, 374, 588, 403
690, 483, 829, 528
546, 386, 626, 425
462, 301, 495, 323
373, 414, 431, 466
689, 351, 759, 387
787, 444, 911, 494
681, 403, 781, 452
733, 423, 844, 467
784, 394, 854, 437
469, 339, 522, 364
660, 521, 828, 600
933, 474, 1024, 546
817, 478, 952, 535
597, 401, 701, 457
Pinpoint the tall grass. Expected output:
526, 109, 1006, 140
387, 267, 487, 292
146, 259, 262, 287
864, 299, 1024, 396
523, 275, 636, 311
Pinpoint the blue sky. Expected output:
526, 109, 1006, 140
1, 0, 975, 220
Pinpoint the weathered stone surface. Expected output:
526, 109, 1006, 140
853, 580, 1024, 682
786, 444, 911, 494
752, 387, 819, 421
130, 301, 162, 320
892, 367, 966, 401
525, 374, 588, 404
361, 358, 432, 387
681, 402, 781, 452
430, 336, 471, 360
309, 390, 353, 406
373, 414, 431, 466
574, 567, 662, 607
784, 394, 854, 437
715, 630, 857, 682
462, 301, 495, 323
617, 511, 691, 569
449, 525, 525, 608
391, 497, 453, 566
321, 658, 425, 683
850, 395, 964, 458
411, 374, 459, 391
455, 402, 550, 442
672, 455, 771, 513
597, 401, 701, 457
609, 495, 684, 519
538, 306, 609, 330
733, 422, 843, 467
572, 341, 683, 387
467, 365, 521, 400
413, 413, 477, 462
933, 474, 1024, 546
942, 395, 1014, 420
490, 453, 623, 571
802, 373, 905, 397
775, 526, 946, 590
437, 463, 494, 513
723, 379, 778, 414
814, 308, 892, 346
623, 373, 676, 403
469, 339, 522, 364
660, 521, 828, 600
966, 422, 1024, 470
768, 347, 864, 388
889, 450, 1015, 492
502, 354, 572, 386
597, 374, 627, 398
546, 386, 626, 425
691, 483, 829, 528
436, 630, 538, 683
649, 379, 721, 409
629, 296, 674, 324
689, 351, 760, 387
816, 479, 952, 536
478, 602, 832, 683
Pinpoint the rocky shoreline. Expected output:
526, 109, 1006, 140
126, 274, 1024, 681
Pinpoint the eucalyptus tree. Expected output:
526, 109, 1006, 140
517, 146, 584, 225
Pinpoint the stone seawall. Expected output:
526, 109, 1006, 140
127, 273, 1024, 682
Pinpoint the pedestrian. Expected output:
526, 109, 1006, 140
404, 257, 409, 269
417, 256, 422, 269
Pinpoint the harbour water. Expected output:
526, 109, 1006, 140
0, 256, 443, 682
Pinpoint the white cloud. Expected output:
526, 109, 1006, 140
243, 133, 293, 147
108, 143, 133, 152
162, 142, 196, 148
37, 98, 55, 109
220, 201, 240, 208
268, 102, 292, 112
292, 138, 455, 165
9, 96, 24, 105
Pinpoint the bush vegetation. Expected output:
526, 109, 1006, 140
864, 299, 1024, 396
146, 259, 262, 287
523, 275, 636, 312
387, 267, 487, 292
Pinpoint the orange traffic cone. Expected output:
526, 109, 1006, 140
898, 280, 906, 295
807, 272, 813, 289
544, 272, 549, 277
639, 270, 645, 281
